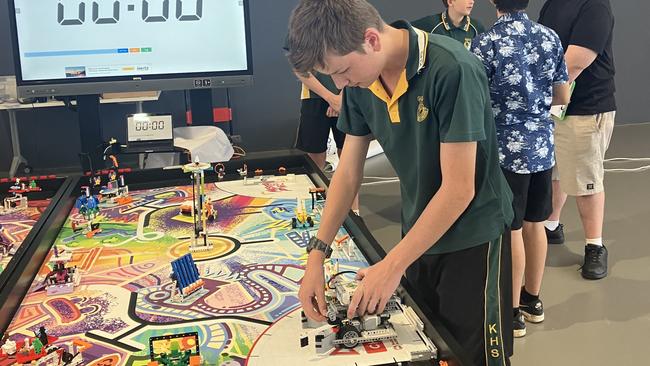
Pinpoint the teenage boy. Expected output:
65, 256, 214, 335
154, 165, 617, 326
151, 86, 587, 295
286, 1, 514, 364
412, 0, 484, 49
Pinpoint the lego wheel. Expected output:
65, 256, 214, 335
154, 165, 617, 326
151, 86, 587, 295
291, 218, 297, 229
307, 217, 314, 227
339, 325, 360, 349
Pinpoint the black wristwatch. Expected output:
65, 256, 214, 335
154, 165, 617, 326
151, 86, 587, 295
306, 236, 333, 258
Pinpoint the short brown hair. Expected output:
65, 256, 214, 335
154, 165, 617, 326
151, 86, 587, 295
441, 0, 449, 8
286, 0, 385, 76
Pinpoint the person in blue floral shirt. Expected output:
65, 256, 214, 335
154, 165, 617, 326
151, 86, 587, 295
471, 0, 570, 338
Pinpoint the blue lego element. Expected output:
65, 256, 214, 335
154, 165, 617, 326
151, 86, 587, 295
75, 187, 100, 220
286, 231, 310, 248
171, 254, 201, 292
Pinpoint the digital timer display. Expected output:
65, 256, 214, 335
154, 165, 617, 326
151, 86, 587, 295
12, 0, 249, 82
127, 114, 173, 142
57, 0, 204, 25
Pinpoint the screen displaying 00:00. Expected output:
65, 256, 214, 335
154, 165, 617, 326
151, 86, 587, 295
13, 0, 249, 81
127, 114, 173, 142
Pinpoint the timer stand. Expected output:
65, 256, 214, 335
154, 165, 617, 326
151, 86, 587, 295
77, 95, 102, 173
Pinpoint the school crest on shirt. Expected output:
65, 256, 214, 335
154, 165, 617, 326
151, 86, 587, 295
464, 38, 472, 50
417, 96, 429, 122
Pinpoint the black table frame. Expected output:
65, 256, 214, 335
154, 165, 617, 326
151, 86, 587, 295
0, 177, 72, 294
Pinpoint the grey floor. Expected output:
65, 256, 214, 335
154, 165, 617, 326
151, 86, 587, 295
357, 123, 650, 365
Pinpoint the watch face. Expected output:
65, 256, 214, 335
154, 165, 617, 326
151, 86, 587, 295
306, 236, 318, 251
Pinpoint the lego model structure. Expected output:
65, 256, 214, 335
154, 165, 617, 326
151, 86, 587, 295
214, 163, 226, 180
8, 178, 41, 194
170, 254, 205, 302
44, 246, 80, 296
74, 186, 101, 239
299, 271, 436, 361
98, 156, 131, 205
237, 163, 248, 184
0, 193, 28, 215
0, 224, 12, 261
147, 332, 201, 366
333, 234, 355, 260
291, 198, 314, 229
309, 187, 326, 210
318, 274, 399, 349
182, 158, 214, 253
0, 327, 85, 365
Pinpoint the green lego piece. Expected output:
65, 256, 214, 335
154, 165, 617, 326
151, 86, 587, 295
32, 337, 43, 354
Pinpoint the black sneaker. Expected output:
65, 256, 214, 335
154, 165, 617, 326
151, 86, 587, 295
513, 311, 526, 338
545, 223, 565, 244
581, 244, 608, 280
520, 295, 544, 323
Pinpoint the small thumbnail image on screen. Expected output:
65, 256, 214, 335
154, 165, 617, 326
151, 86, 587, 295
65, 66, 87, 78
149, 332, 200, 361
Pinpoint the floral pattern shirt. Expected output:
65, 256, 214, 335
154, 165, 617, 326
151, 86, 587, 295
471, 12, 568, 173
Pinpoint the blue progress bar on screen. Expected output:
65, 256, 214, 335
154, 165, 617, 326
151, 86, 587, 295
25, 49, 127, 57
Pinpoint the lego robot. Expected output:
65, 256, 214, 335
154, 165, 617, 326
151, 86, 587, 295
301, 274, 401, 353
291, 198, 314, 229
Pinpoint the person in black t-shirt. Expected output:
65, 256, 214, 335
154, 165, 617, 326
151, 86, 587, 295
538, 0, 615, 280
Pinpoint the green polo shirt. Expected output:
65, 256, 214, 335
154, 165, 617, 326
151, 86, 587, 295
412, 11, 484, 49
337, 20, 513, 255
301, 72, 340, 100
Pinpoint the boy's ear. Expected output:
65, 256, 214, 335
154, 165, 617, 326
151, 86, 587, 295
365, 28, 382, 53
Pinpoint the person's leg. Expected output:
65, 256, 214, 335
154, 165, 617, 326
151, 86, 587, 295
562, 112, 615, 279
545, 116, 575, 244
295, 99, 333, 171
548, 180, 567, 222
500, 169, 528, 338
419, 241, 509, 366
511, 229, 525, 308
522, 168, 553, 299
522, 222, 546, 294
576, 192, 605, 239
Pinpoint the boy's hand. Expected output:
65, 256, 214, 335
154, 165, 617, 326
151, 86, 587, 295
327, 93, 343, 114
326, 106, 339, 118
347, 259, 404, 319
298, 255, 328, 322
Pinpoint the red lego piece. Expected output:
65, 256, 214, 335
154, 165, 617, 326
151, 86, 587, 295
14, 335, 58, 364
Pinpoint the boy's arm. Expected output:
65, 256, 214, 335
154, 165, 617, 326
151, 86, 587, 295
347, 141, 476, 317
551, 39, 571, 106
299, 134, 371, 321
564, 45, 597, 83
311, 134, 370, 245
296, 72, 342, 112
